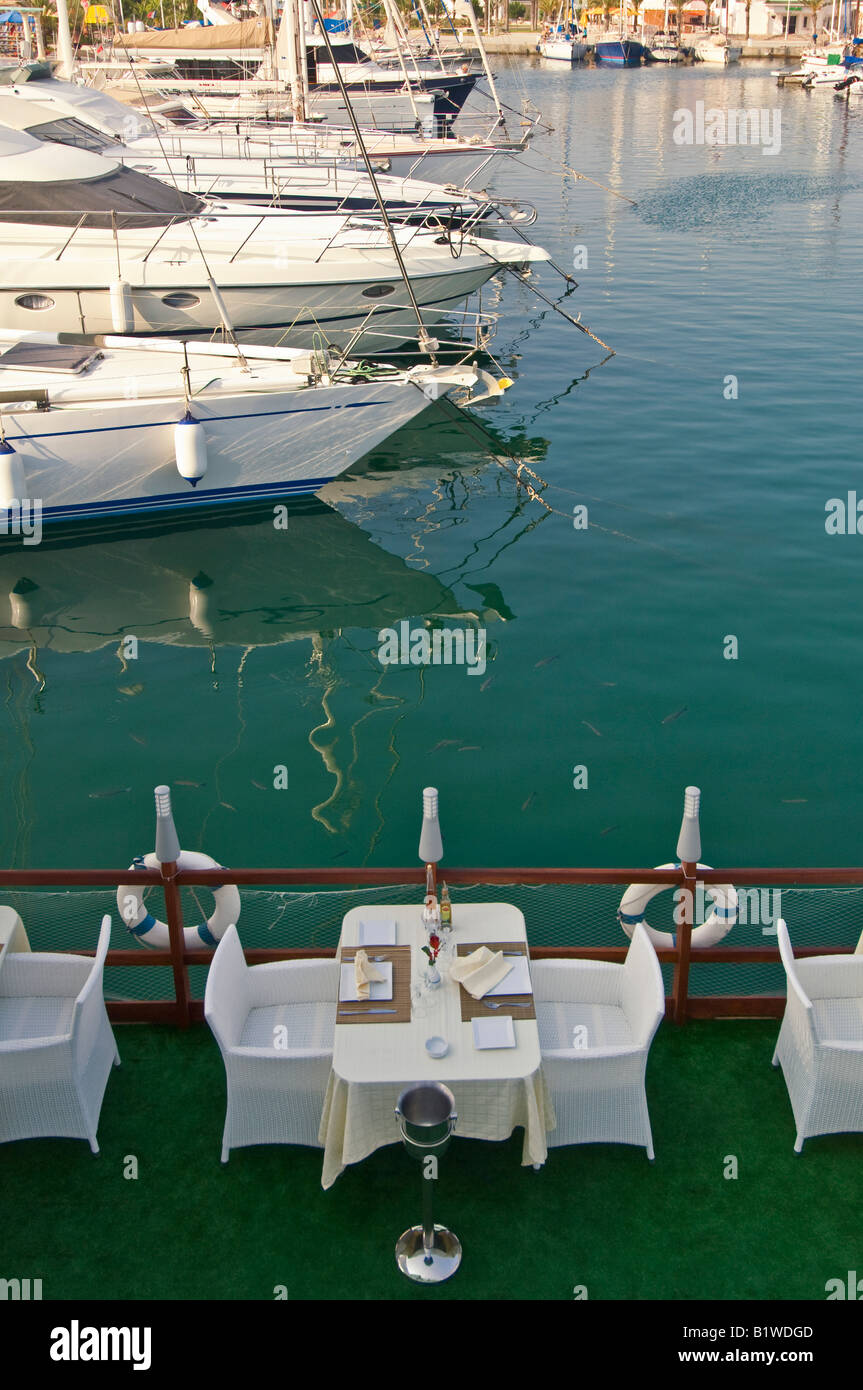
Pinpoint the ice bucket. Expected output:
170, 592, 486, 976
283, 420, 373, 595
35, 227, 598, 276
395, 1082, 457, 1162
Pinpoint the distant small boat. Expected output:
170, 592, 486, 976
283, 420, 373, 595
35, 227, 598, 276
802, 66, 853, 87
538, 4, 589, 62
538, 33, 589, 62
800, 41, 851, 71
694, 34, 742, 64
595, 37, 644, 66
646, 32, 686, 62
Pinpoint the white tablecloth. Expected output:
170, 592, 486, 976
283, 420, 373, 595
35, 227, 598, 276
319, 903, 555, 1189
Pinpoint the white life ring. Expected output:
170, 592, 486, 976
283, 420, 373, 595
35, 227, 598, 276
617, 862, 737, 951
117, 850, 240, 950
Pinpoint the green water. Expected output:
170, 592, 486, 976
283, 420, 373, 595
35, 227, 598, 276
1, 60, 861, 898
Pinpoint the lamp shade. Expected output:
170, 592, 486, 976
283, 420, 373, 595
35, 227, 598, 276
418, 786, 443, 864
676, 785, 702, 864
154, 784, 181, 865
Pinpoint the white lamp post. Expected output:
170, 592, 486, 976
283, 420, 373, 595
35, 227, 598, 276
676, 785, 702, 866
154, 784, 181, 866
419, 786, 443, 896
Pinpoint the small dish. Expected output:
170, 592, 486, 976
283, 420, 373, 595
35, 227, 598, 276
425, 1036, 449, 1059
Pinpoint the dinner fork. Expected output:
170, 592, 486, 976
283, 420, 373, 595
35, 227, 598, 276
482, 999, 532, 1009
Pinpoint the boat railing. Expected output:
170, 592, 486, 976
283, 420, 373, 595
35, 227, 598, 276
2, 863, 861, 1029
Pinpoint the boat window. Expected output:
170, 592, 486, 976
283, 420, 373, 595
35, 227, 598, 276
324, 44, 369, 65
0, 166, 205, 227
27, 117, 116, 153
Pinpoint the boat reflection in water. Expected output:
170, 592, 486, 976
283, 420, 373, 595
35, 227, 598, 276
0, 496, 470, 658
0, 490, 516, 843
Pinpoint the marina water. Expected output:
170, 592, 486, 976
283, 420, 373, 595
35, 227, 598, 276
0, 58, 860, 884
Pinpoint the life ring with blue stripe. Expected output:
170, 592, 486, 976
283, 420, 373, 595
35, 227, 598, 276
117, 850, 240, 950
617, 862, 737, 951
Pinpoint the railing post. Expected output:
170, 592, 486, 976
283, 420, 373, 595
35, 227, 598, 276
672, 860, 696, 1025
160, 858, 191, 1028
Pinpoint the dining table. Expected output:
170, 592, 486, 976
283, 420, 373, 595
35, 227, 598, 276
318, 902, 555, 1190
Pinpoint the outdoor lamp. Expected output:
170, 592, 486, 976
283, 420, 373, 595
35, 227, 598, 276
676, 785, 702, 865
154, 784, 181, 866
419, 786, 443, 893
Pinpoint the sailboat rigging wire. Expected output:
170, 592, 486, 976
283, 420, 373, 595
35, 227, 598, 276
307, 0, 439, 363
511, 150, 638, 206
507, 273, 613, 353
112, 31, 250, 371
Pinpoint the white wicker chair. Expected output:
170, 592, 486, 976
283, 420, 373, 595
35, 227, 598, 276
0, 914, 120, 1153
773, 918, 863, 1152
532, 923, 665, 1159
204, 923, 339, 1162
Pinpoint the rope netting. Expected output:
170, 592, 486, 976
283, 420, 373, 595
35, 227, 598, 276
4, 881, 861, 1003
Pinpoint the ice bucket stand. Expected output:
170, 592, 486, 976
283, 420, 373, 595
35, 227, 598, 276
394, 1082, 461, 1283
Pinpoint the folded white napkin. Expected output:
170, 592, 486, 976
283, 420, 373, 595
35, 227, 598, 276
450, 946, 513, 1000
354, 949, 385, 1001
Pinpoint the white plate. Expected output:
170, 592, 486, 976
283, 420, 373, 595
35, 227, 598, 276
339, 961, 393, 1003
486, 955, 532, 997
358, 919, 397, 947
472, 1016, 516, 1050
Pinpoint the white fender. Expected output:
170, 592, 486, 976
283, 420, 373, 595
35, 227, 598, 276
109, 278, 134, 335
618, 862, 737, 950
0, 442, 25, 512
117, 849, 240, 950
174, 412, 208, 486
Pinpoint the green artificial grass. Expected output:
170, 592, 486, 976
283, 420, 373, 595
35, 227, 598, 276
1, 1020, 859, 1301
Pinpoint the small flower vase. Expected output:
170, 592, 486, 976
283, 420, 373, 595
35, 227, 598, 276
425, 961, 442, 989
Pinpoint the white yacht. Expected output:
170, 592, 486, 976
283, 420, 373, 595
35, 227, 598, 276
646, 33, 686, 62
0, 92, 500, 227
4, 65, 524, 189
694, 34, 742, 64
0, 331, 500, 523
0, 127, 549, 351
88, 15, 478, 125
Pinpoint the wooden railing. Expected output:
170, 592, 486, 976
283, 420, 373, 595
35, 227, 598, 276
2, 863, 860, 1027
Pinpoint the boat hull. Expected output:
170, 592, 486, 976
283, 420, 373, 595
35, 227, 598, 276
538, 39, 589, 62
0, 262, 504, 353
595, 39, 644, 66
0, 376, 454, 522
694, 40, 742, 63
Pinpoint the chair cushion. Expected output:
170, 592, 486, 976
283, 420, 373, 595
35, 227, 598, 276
537, 1001, 633, 1051
812, 996, 863, 1043
240, 1001, 335, 1051
0, 995, 75, 1042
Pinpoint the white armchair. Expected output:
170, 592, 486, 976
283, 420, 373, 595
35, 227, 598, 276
532, 923, 665, 1159
0, 914, 120, 1153
773, 918, 863, 1152
204, 923, 339, 1162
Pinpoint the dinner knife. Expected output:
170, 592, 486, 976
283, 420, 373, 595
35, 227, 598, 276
340, 1008, 397, 1015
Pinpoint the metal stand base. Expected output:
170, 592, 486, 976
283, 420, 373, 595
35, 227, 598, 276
395, 1224, 462, 1283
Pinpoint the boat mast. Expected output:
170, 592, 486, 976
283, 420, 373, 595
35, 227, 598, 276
307, 0, 438, 361
461, 1, 505, 127
380, 0, 423, 125
55, 0, 75, 78
278, 0, 307, 122
416, 0, 447, 72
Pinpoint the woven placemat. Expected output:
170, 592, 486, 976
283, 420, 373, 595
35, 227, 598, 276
455, 942, 536, 1022
337, 946, 412, 1024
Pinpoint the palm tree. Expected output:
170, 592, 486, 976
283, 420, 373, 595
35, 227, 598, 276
601, 0, 616, 27
744, 0, 753, 39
